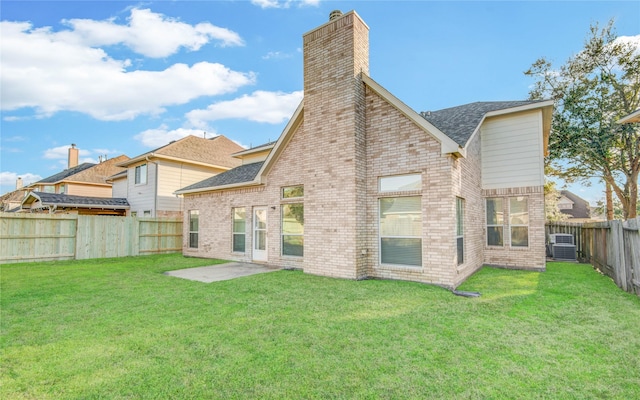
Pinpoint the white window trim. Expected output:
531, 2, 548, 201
456, 197, 464, 265
509, 197, 529, 248
232, 207, 246, 253
134, 164, 148, 185
378, 196, 423, 268
486, 197, 504, 247
281, 203, 303, 258
188, 210, 199, 249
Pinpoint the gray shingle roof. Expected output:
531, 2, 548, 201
30, 192, 129, 208
179, 162, 264, 192
560, 190, 591, 219
421, 101, 546, 146
36, 163, 96, 183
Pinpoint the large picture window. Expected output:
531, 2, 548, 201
379, 196, 422, 266
486, 198, 504, 246
135, 164, 147, 185
232, 208, 246, 252
510, 197, 529, 247
282, 204, 303, 257
456, 197, 464, 265
189, 210, 199, 249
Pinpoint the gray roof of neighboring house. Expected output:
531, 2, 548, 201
421, 101, 546, 146
36, 163, 96, 183
179, 162, 264, 191
560, 190, 591, 219
26, 192, 130, 208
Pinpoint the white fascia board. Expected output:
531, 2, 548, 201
255, 100, 305, 180
618, 109, 640, 124
116, 153, 231, 171
174, 180, 261, 196
361, 74, 465, 157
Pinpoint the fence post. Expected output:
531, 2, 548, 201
610, 220, 627, 292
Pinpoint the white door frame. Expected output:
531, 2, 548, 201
253, 207, 268, 262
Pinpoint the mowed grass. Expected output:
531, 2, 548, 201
1, 255, 639, 399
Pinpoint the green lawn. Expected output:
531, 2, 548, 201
1, 255, 639, 399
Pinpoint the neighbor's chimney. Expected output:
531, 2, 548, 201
68, 143, 79, 168
16, 177, 23, 190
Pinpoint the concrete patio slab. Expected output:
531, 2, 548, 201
164, 262, 280, 283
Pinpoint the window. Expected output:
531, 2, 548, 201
232, 208, 246, 252
379, 197, 422, 266
486, 198, 504, 246
510, 197, 529, 247
143, 210, 151, 217
135, 164, 147, 185
282, 204, 304, 256
43, 185, 55, 193
379, 174, 421, 192
189, 210, 199, 249
456, 197, 464, 265
282, 185, 303, 199
59, 184, 66, 194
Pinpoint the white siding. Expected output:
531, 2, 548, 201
156, 161, 225, 212
481, 111, 544, 189
111, 179, 128, 198
127, 162, 157, 215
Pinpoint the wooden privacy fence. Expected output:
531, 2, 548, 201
547, 218, 640, 296
0, 213, 183, 264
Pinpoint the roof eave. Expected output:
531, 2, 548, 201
175, 180, 261, 195
117, 153, 234, 170
618, 109, 640, 124
361, 74, 465, 157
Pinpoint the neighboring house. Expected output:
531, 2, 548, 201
558, 190, 593, 222
115, 135, 243, 218
0, 178, 27, 212
27, 145, 129, 198
176, 11, 553, 289
21, 192, 129, 216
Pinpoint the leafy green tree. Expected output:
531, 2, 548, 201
544, 180, 568, 222
525, 20, 640, 219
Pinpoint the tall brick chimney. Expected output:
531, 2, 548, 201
68, 143, 79, 169
302, 11, 370, 279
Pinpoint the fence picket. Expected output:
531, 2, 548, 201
0, 214, 182, 264
546, 218, 639, 296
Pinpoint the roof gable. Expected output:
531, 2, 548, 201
36, 163, 96, 184
420, 101, 552, 147
119, 135, 243, 169
176, 162, 264, 193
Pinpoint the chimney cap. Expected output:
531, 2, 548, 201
329, 10, 343, 21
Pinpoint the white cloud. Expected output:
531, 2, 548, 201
59, 8, 244, 58
262, 51, 292, 60
251, 0, 320, 9
186, 90, 303, 127
43, 145, 91, 160
134, 125, 214, 148
2, 136, 26, 142
0, 13, 255, 121
613, 35, 640, 55
0, 171, 42, 187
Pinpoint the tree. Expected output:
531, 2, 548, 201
525, 20, 640, 219
544, 180, 568, 222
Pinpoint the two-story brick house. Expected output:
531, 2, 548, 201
176, 10, 552, 288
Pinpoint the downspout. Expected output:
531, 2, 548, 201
145, 155, 159, 217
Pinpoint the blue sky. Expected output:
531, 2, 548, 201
1, 0, 639, 203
